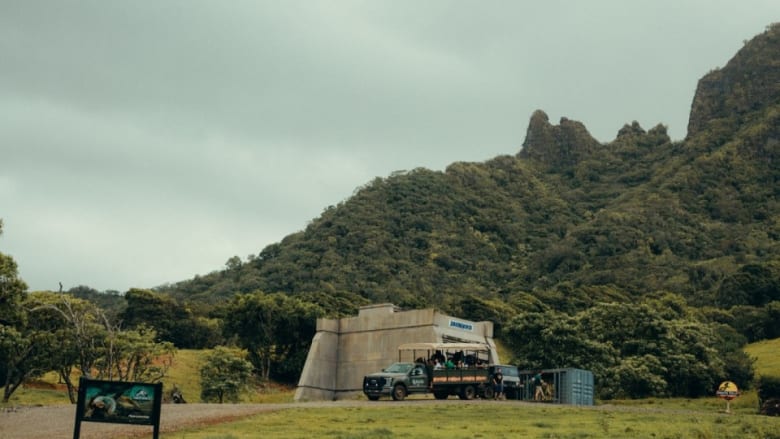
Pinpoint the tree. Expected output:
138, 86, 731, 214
200, 346, 252, 403
0, 325, 57, 402
222, 292, 323, 382
504, 296, 741, 399
599, 355, 668, 399
716, 263, 780, 308
96, 324, 175, 382
225, 256, 243, 271
0, 223, 43, 402
67, 285, 126, 322
25, 291, 111, 402
0, 225, 27, 328
122, 288, 217, 348
575, 300, 727, 398
503, 310, 617, 379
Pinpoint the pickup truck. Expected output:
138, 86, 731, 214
362, 342, 497, 401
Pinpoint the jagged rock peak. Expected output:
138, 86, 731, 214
518, 110, 601, 167
617, 121, 646, 139
613, 121, 671, 147
687, 23, 780, 138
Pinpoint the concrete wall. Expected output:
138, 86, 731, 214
295, 303, 496, 401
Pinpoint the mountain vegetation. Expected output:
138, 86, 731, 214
3, 24, 779, 401
159, 25, 779, 319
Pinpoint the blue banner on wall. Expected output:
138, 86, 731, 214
449, 319, 474, 331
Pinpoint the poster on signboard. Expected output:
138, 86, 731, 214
77, 378, 162, 425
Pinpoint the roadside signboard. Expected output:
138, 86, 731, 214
717, 381, 739, 400
73, 377, 162, 439
716, 380, 740, 413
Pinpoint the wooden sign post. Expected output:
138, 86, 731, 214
716, 380, 740, 414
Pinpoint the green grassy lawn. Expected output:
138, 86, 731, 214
6, 373, 74, 406
161, 349, 206, 403
161, 401, 780, 439
161, 349, 295, 403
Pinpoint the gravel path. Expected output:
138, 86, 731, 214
2, 400, 413, 439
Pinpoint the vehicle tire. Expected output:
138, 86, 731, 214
433, 391, 448, 400
367, 395, 380, 401
392, 384, 407, 401
461, 385, 476, 400
483, 386, 495, 400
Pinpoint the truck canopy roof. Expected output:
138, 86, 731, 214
398, 342, 490, 352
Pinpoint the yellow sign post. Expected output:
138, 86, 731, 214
716, 381, 740, 413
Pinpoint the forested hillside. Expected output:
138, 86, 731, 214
160, 24, 780, 318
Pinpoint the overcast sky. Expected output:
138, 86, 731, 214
1, 1, 778, 293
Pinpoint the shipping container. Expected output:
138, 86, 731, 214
516, 368, 594, 406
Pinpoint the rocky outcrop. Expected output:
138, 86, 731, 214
687, 23, 780, 138
518, 110, 601, 168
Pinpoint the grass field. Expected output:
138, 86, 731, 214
162, 401, 780, 439
744, 337, 780, 378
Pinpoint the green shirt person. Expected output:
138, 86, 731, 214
533, 372, 544, 401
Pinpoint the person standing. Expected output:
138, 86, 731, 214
533, 371, 544, 401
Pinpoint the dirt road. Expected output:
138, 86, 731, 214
2, 399, 441, 439
1, 399, 466, 439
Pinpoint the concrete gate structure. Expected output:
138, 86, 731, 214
294, 303, 499, 401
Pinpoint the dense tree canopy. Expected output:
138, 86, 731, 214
503, 294, 751, 399
222, 292, 324, 383
122, 288, 221, 349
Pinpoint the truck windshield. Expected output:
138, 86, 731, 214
384, 363, 414, 373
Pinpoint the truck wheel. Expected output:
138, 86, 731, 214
461, 385, 476, 400
392, 384, 407, 401
483, 386, 495, 400
367, 395, 380, 401
433, 391, 448, 400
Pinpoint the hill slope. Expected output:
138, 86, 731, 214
744, 338, 780, 378
158, 24, 780, 320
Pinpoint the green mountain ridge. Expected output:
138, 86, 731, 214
158, 24, 780, 323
